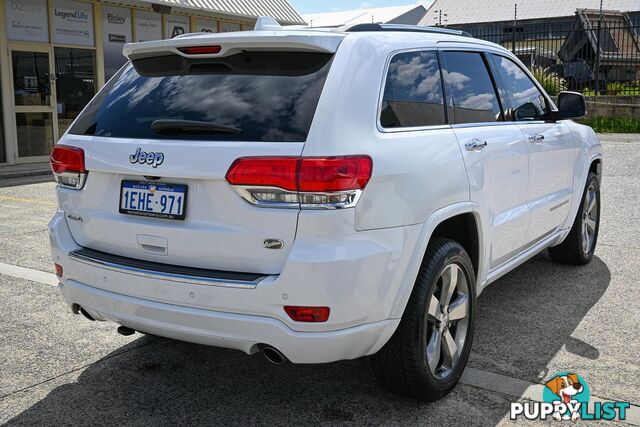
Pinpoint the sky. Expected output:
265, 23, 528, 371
289, 0, 433, 15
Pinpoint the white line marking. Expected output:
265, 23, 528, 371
0, 262, 58, 286
461, 367, 640, 425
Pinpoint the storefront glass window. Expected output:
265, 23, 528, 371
16, 112, 54, 157
54, 47, 96, 136
12, 51, 51, 106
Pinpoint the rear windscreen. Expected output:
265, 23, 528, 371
69, 51, 333, 142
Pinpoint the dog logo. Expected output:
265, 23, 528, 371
544, 373, 586, 421
511, 372, 630, 422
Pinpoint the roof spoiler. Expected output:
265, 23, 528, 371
123, 31, 343, 61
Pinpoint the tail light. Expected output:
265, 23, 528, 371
226, 156, 372, 209
284, 306, 330, 322
50, 145, 87, 189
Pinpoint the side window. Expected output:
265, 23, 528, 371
490, 54, 549, 121
441, 51, 502, 124
380, 51, 445, 128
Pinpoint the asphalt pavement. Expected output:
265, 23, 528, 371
0, 135, 638, 425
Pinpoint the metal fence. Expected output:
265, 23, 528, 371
462, 17, 640, 97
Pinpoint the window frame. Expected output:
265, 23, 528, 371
376, 48, 450, 133
486, 52, 556, 123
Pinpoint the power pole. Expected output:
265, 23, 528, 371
433, 10, 447, 27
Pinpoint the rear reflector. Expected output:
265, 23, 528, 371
50, 145, 87, 189
284, 306, 330, 322
178, 45, 222, 55
54, 263, 63, 277
226, 156, 372, 209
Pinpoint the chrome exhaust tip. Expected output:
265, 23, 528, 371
262, 346, 286, 365
78, 306, 95, 321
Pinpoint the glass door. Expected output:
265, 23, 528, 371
9, 43, 57, 162
54, 47, 96, 136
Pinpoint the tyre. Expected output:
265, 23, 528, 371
549, 172, 600, 265
374, 238, 476, 401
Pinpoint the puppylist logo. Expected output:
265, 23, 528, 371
510, 372, 631, 422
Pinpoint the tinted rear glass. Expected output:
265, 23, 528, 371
69, 52, 333, 142
380, 51, 445, 128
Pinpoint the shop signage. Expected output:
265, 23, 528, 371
135, 10, 161, 42
102, 6, 131, 80
166, 15, 189, 38
52, 0, 94, 46
220, 22, 240, 32
4, 0, 49, 43
196, 18, 217, 33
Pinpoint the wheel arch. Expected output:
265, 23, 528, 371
389, 202, 484, 319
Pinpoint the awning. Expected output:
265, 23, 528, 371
146, 0, 305, 25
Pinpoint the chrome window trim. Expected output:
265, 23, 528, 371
68, 249, 267, 289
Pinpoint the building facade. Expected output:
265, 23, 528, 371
0, 0, 303, 165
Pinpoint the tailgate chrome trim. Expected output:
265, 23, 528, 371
68, 247, 268, 289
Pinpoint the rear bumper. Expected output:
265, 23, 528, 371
50, 209, 421, 363
60, 279, 399, 363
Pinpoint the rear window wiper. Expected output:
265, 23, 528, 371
151, 119, 242, 135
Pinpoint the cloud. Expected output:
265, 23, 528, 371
460, 93, 497, 110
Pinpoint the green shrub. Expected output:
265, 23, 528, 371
606, 82, 626, 95
581, 82, 639, 97
578, 117, 640, 133
531, 67, 567, 96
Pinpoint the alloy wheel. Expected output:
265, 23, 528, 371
581, 184, 598, 254
425, 263, 470, 379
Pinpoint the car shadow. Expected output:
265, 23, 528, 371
469, 251, 610, 383
6, 252, 610, 425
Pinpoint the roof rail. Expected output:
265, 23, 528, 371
343, 23, 472, 38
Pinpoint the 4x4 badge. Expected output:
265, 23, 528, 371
129, 148, 164, 168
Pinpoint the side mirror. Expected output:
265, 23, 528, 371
556, 91, 586, 119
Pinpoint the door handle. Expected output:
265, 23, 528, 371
465, 139, 488, 151
528, 134, 545, 143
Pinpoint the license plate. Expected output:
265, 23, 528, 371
120, 181, 187, 220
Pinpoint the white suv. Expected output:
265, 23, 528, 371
49, 20, 603, 401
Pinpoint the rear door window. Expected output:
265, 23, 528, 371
489, 54, 549, 121
380, 50, 445, 128
69, 52, 333, 142
441, 51, 502, 124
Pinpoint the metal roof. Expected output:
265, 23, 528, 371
421, 0, 640, 26
148, 0, 305, 25
303, 4, 428, 28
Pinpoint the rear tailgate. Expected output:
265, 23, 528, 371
56, 31, 343, 275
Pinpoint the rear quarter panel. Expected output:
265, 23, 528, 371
302, 35, 469, 231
